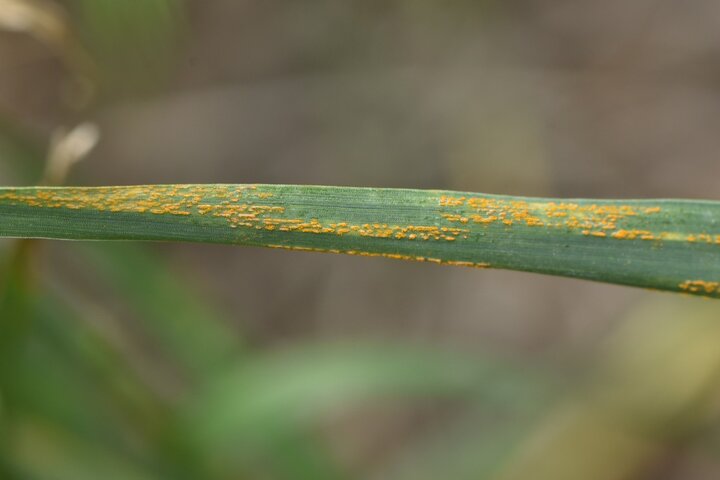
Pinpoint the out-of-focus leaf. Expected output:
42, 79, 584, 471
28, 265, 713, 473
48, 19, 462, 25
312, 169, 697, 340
69, 0, 184, 97
11, 330, 123, 447
244, 433, 348, 480
183, 342, 548, 466
0, 118, 46, 182
73, 242, 240, 382
3, 291, 164, 470
0, 242, 34, 410
374, 362, 559, 480
10, 419, 162, 480
0, 241, 33, 480
9, 288, 214, 480
28, 292, 167, 441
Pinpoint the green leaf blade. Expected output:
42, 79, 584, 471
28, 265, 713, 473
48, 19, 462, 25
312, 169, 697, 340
1, 184, 718, 297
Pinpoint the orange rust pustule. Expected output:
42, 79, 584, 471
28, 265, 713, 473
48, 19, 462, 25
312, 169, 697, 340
266, 244, 490, 269
439, 197, 641, 231
679, 280, 720, 294
0, 186, 470, 243
3, 187, 714, 251
437, 196, 679, 242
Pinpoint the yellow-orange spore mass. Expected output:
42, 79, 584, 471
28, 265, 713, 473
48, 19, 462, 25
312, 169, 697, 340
679, 280, 720, 294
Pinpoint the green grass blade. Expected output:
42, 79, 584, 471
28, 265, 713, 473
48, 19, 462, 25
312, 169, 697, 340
0, 184, 718, 297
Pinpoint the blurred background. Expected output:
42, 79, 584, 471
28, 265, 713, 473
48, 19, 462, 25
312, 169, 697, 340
1, 1, 720, 479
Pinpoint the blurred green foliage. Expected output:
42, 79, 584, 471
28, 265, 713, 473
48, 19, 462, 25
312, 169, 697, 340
69, 0, 185, 99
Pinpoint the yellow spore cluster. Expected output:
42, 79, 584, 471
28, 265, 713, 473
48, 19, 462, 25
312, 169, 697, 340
686, 234, 720, 245
679, 280, 720, 294
3, 187, 716, 251
267, 244, 490, 268
610, 230, 655, 240
1, 185, 244, 214
438, 195, 683, 242
0, 185, 286, 228
441, 196, 646, 231
441, 196, 546, 227
0, 186, 470, 244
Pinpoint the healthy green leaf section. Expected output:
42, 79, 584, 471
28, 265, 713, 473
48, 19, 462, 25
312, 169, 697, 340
0, 184, 718, 297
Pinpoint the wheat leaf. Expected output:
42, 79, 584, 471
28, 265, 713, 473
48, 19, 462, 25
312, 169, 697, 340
0, 184, 718, 297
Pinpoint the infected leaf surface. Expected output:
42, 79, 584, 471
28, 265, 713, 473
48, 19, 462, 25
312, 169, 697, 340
0, 184, 718, 297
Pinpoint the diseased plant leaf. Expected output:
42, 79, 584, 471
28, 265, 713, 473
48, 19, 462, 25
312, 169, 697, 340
0, 184, 718, 297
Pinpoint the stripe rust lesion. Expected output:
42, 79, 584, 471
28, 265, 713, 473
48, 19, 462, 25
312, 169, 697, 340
679, 280, 720, 294
438, 195, 719, 246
